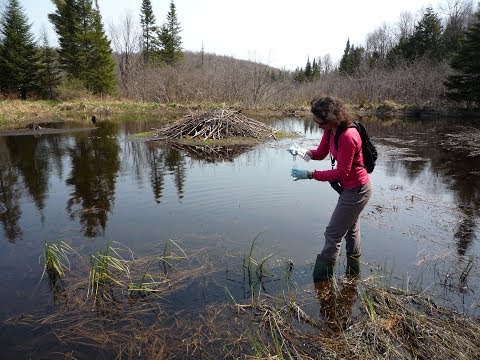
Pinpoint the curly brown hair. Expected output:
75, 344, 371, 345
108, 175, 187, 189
310, 97, 352, 128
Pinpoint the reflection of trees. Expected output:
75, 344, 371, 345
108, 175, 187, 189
165, 147, 186, 200
0, 139, 22, 242
454, 205, 476, 256
303, 118, 317, 134
6, 136, 50, 213
146, 142, 232, 203
0, 133, 68, 242
440, 156, 480, 255
128, 141, 187, 204
146, 141, 253, 203
418, 128, 479, 256
363, 117, 431, 181
124, 139, 147, 182
363, 117, 480, 256
66, 123, 120, 237
44, 135, 67, 179
148, 146, 165, 204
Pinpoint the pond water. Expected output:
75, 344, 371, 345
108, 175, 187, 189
1, 115, 479, 356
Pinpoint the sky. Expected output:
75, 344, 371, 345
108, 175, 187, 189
14, 0, 448, 70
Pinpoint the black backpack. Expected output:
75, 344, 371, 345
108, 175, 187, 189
332, 121, 377, 173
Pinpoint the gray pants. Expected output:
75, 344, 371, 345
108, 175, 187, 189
320, 181, 372, 263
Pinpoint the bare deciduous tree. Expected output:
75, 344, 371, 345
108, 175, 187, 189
366, 23, 395, 61
396, 11, 416, 41
322, 54, 333, 74
440, 0, 475, 26
109, 13, 142, 97
440, 0, 475, 51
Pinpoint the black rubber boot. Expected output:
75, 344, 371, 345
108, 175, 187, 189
346, 255, 361, 277
313, 254, 335, 282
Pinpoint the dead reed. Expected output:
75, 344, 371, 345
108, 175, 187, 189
186, 277, 480, 359
7, 238, 480, 359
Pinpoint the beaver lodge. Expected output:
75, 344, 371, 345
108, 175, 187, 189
151, 109, 280, 142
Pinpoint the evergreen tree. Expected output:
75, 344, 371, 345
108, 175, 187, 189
445, 8, 480, 106
38, 30, 60, 99
157, 1, 183, 65
387, 7, 444, 64
386, 35, 413, 65
339, 39, 351, 74
49, 0, 82, 79
0, 0, 39, 99
312, 58, 320, 79
411, 7, 444, 61
367, 50, 381, 68
140, 0, 157, 63
49, 0, 117, 94
304, 57, 312, 79
293, 67, 306, 83
351, 46, 365, 72
339, 39, 365, 75
86, 0, 117, 94
74, 0, 96, 79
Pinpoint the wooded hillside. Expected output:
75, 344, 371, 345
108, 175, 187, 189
0, 0, 479, 110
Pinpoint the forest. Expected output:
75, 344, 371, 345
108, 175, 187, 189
0, 0, 479, 111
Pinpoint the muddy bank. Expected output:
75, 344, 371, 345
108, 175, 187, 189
1, 99, 479, 131
0, 126, 97, 136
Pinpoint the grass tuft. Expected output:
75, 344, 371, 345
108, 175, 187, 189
87, 241, 129, 300
40, 240, 75, 287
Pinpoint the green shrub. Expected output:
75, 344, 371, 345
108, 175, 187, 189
57, 78, 92, 101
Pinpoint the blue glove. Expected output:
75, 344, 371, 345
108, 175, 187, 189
291, 169, 310, 181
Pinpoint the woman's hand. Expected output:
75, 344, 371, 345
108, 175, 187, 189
287, 142, 311, 161
291, 169, 313, 181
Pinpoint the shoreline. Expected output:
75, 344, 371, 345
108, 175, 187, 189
1, 99, 480, 130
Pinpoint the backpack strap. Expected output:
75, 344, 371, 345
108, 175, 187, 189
333, 125, 348, 151
331, 123, 364, 169
328, 130, 335, 169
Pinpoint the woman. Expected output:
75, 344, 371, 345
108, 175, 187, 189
290, 97, 372, 281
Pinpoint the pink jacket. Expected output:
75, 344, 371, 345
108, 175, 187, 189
309, 128, 370, 189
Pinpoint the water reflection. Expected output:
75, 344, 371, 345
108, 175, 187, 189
1, 134, 61, 239
6, 136, 50, 213
358, 117, 480, 257
164, 146, 186, 201
146, 144, 166, 204
144, 143, 187, 202
454, 205, 477, 256
66, 122, 120, 237
0, 114, 479, 354
440, 157, 480, 255
0, 116, 478, 261
167, 142, 253, 163
0, 141, 22, 242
